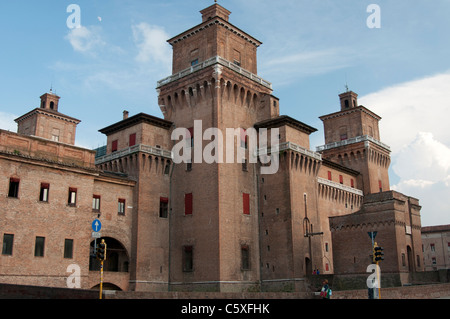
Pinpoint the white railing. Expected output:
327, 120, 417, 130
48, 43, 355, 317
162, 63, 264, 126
95, 144, 172, 165
316, 135, 390, 152
256, 141, 322, 161
317, 177, 364, 196
157, 56, 272, 90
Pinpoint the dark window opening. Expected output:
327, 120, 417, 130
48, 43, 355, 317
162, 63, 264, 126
64, 239, 74, 259
160, 197, 169, 218
183, 246, 193, 272
241, 245, 250, 270
68, 188, 77, 206
2, 234, 14, 256
34, 237, 45, 257
8, 178, 20, 198
39, 183, 50, 202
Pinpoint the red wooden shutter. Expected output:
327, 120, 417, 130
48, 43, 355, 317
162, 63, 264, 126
112, 140, 118, 152
185, 193, 193, 215
327, 171, 332, 181
129, 133, 136, 147
243, 193, 250, 215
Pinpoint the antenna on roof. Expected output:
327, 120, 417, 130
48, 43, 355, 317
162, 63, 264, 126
345, 73, 349, 92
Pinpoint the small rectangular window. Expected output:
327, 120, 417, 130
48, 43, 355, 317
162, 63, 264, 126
118, 198, 126, 215
2, 234, 14, 256
112, 140, 118, 152
339, 175, 343, 184
129, 133, 137, 147
187, 127, 194, 148
183, 246, 193, 272
68, 188, 77, 206
243, 193, 250, 215
39, 183, 50, 202
160, 197, 169, 218
164, 164, 171, 175
241, 245, 250, 270
93, 195, 101, 212
351, 179, 355, 188
327, 171, 332, 181
240, 129, 248, 149
34, 236, 45, 257
8, 178, 20, 198
191, 59, 199, 66
185, 193, 193, 215
64, 239, 74, 259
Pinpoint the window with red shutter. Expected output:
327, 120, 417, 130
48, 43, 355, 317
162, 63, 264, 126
243, 193, 250, 215
327, 171, 332, 181
185, 193, 193, 215
112, 140, 118, 152
129, 133, 136, 147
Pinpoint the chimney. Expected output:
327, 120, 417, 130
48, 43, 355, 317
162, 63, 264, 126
123, 110, 129, 120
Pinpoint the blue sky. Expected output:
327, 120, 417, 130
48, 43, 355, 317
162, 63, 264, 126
1, 0, 450, 226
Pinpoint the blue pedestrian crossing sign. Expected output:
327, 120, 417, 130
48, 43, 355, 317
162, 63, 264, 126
92, 219, 102, 232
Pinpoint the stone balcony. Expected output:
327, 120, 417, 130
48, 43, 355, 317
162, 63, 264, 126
316, 135, 391, 153
157, 56, 272, 90
95, 144, 172, 166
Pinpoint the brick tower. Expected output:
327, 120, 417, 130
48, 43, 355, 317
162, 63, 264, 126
15, 91, 81, 145
318, 90, 391, 195
157, 3, 277, 292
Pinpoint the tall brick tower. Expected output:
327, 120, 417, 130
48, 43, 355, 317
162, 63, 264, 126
157, 3, 277, 292
317, 90, 391, 195
15, 91, 81, 145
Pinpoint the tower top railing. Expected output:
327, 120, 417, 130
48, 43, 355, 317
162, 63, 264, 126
157, 56, 272, 90
316, 135, 390, 152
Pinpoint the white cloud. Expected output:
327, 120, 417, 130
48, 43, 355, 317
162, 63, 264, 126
65, 26, 105, 54
360, 74, 450, 226
132, 23, 171, 66
359, 71, 450, 153
393, 132, 450, 183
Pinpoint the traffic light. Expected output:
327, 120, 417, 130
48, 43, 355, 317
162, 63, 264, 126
96, 239, 107, 261
373, 243, 384, 263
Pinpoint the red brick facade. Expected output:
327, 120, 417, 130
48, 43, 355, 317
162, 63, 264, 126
0, 3, 424, 292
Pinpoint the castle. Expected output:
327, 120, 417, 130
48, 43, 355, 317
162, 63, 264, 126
0, 3, 423, 292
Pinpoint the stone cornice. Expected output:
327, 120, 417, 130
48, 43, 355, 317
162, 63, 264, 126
168, 17, 262, 48
319, 105, 381, 122
15, 108, 81, 125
